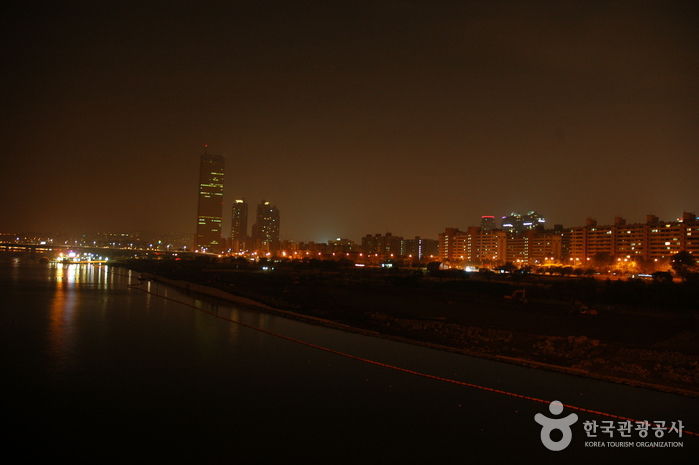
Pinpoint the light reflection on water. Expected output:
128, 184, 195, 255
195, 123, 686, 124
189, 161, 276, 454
48, 267, 74, 379
1, 263, 696, 462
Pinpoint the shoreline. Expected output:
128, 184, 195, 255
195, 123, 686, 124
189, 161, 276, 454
138, 271, 699, 398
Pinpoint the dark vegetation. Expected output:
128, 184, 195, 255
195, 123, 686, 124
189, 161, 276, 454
123, 257, 699, 316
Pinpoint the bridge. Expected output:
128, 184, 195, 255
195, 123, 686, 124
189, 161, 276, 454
0, 243, 207, 262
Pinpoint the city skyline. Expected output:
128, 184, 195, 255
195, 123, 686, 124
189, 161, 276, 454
3, 210, 696, 276
4, 208, 698, 252
1, 1, 697, 242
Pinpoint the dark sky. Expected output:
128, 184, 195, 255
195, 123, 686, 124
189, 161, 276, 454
2, 0, 697, 242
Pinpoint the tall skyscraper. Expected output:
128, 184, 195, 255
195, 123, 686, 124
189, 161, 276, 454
195, 148, 224, 252
231, 199, 248, 253
231, 199, 248, 240
252, 200, 280, 244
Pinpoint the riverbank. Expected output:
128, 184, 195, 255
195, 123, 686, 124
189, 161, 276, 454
125, 263, 699, 397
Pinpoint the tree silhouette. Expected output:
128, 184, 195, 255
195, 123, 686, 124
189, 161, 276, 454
671, 251, 695, 281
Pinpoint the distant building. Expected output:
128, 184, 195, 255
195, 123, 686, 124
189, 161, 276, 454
439, 225, 559, 267
361, 232, 403, 257
328, 238, 357, 253
501, 212, 522, 233
439, 227, 508, 265
195, 148, 224, 253
402, 236, 439, 261
230, 199, 249, 253
252, 200, 280, 251
481, 216, 497, 231
501, 211, 545, 233
569, 212, 699, 263
505, 230, 562, 265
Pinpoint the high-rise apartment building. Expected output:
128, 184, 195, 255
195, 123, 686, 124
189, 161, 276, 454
252, 200, 280, 244
195, 148, 224, 253
402, 236, 439, 260
569, 213, 699, 263
440, 212, 696, 269
361, 232, 403, 256
438, 226, 508, 265
439, 226, 559, 266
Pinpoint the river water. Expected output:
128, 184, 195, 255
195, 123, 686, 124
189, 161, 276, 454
1, 262, 696, 463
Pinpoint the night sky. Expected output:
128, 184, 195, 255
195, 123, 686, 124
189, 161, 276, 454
2, 1, 697, 243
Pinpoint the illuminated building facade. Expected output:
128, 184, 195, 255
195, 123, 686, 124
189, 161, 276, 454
195, 149, 224, 253
438, 227, 508, 265
438, 228, 460, 263
569, 212, 699, 263
505, 230, 562, 265
441, 212, 697, 269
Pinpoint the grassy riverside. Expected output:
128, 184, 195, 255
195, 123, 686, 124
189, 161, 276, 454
120, 259, 699, 396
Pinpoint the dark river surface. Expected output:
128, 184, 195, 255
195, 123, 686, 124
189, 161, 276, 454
1, 262, 697, 463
